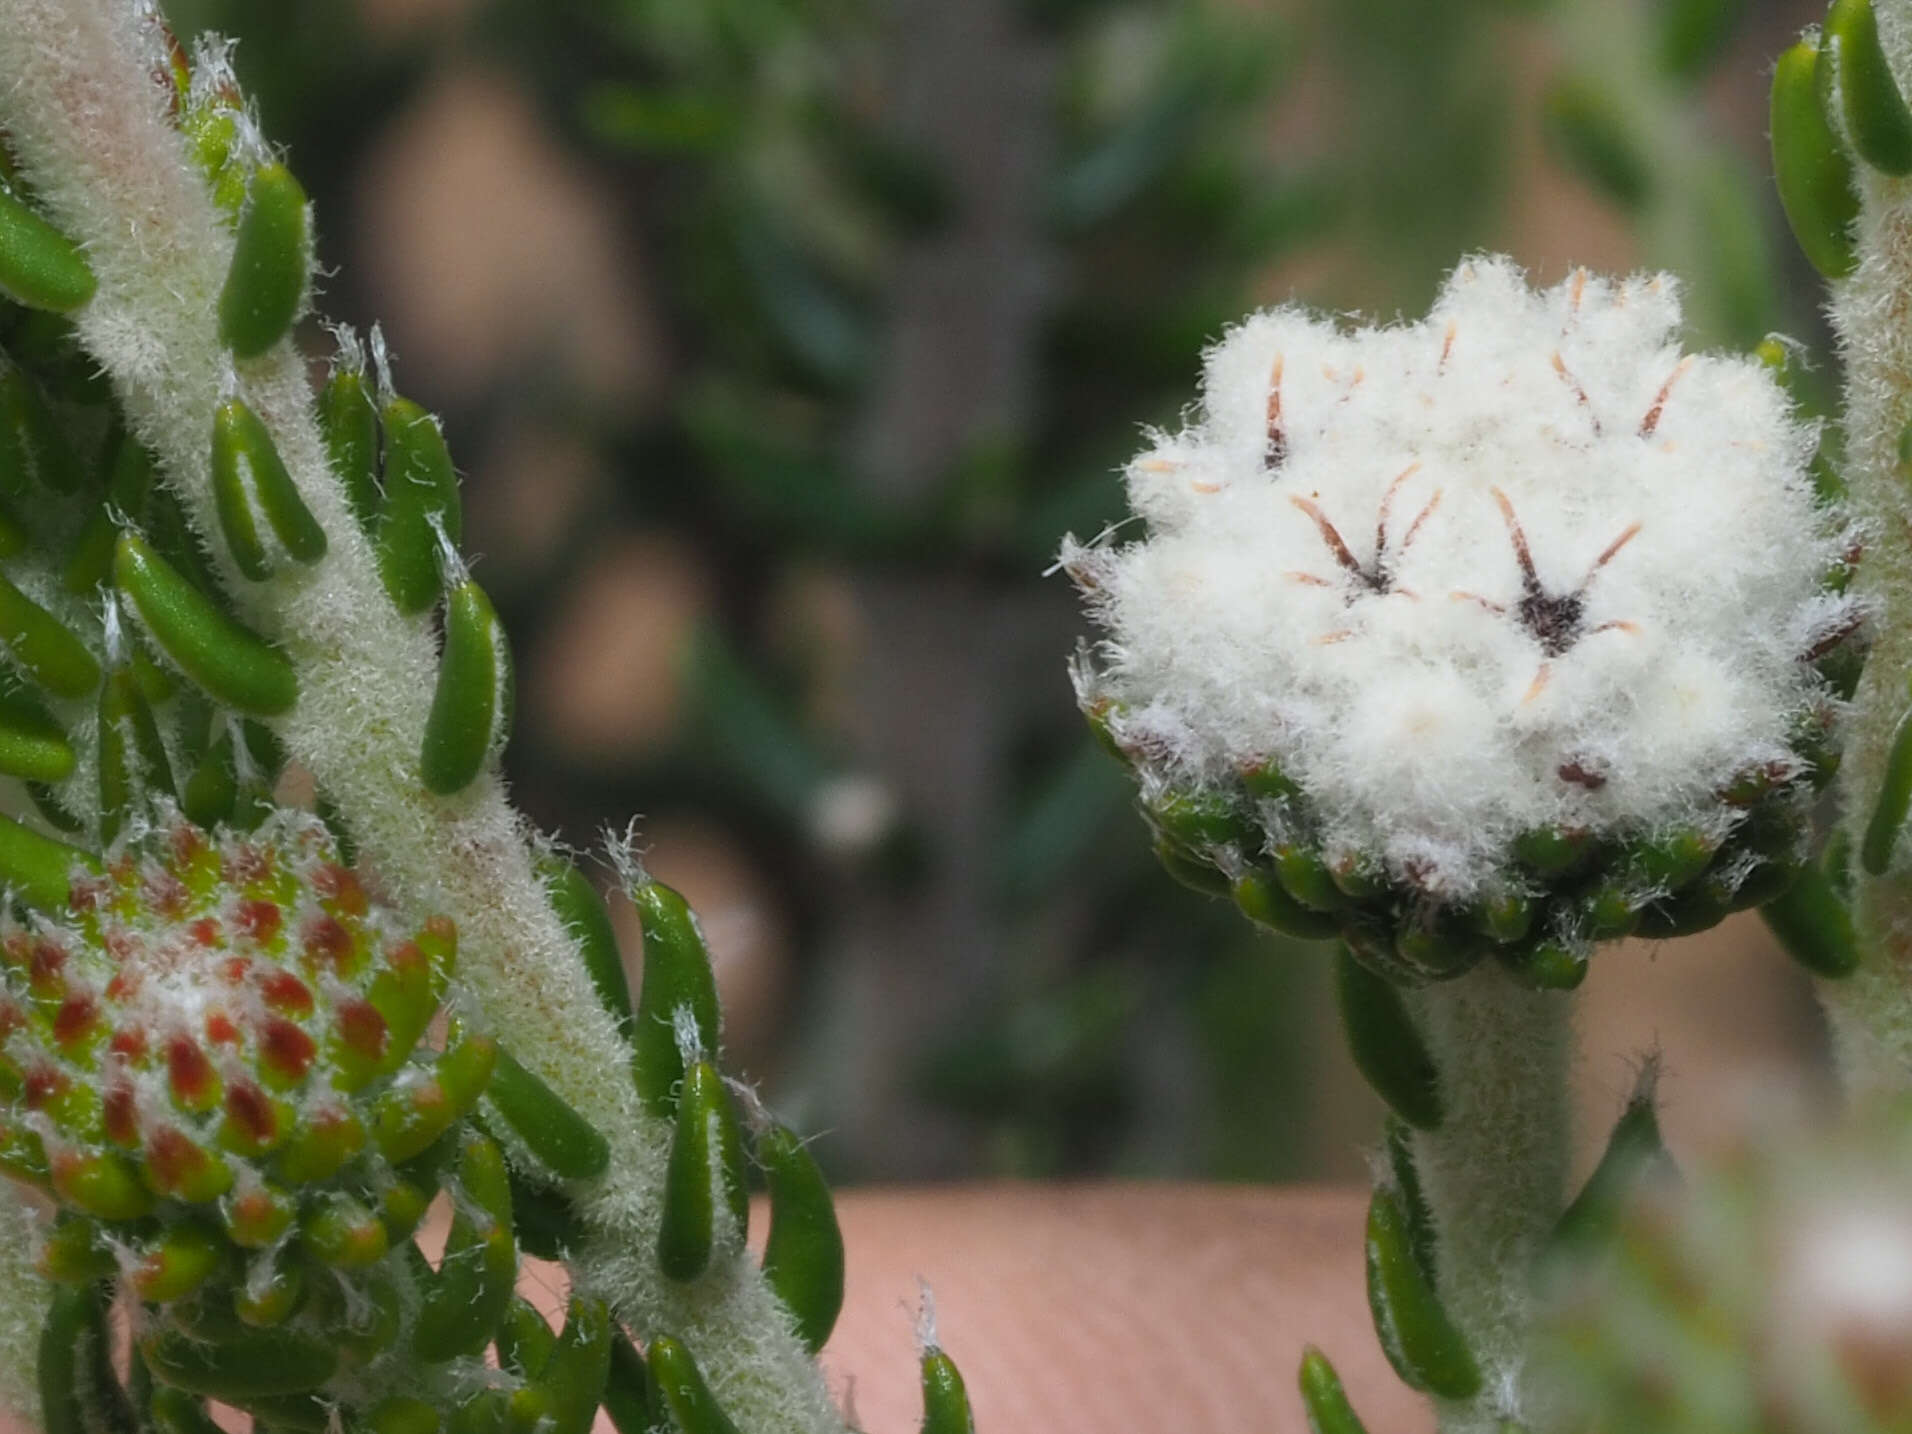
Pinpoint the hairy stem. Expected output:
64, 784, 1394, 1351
1407, 964, 1573, 1433
0, 6, 839, 1429
1825, 0, 1912, 1095
0, 1188, 42, 1423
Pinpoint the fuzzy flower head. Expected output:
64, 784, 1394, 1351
1068, 258, 1856, 980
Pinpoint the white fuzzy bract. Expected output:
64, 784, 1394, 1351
1068, 257, 1852, 900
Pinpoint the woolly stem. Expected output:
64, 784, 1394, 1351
0, 6, 840, 1430
0, 1188, 43, 1424
1407, 963, 1573, 1433
1823, 0, 1912, 1096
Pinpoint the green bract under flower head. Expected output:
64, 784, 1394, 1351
1066, 257, 1858, 981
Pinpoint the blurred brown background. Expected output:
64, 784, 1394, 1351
155, 0, 1841, 1195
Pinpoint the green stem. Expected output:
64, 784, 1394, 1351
1406, 963, 1574, 1433
0, 1186, 42, 1423
1823, 0, 1912, 1096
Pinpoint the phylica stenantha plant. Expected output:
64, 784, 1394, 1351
1066, 256, 1859, 985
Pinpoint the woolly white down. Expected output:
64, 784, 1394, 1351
1068, 257, 1851, 900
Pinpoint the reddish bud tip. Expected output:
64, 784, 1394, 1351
261, 1018, 316, 1083
67, 875, 107, 913
103, 1080, 139, 1145
259, 970, 313, 1015
23, 1064, 66, 1110
144, 1125, 207, 1192
52, 993, 96, 1048
109, 1024, 148, 1062
302, 915, 352, 971
224, 1081, 277, 1147
386, 940, 425, 979
224, 844, 271, 887
335, 1000, 388, 1060
315, 865, 368, 917
167, 1035, 217, 1106
226, 1185, 293, 1246
143, 870, 189, 919
169, 822, 205, 866
28, 939, 66, 991
236, 899, 282, 944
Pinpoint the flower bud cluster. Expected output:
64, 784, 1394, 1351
0, 808, 492, 1377
1067, 257, 1858, 981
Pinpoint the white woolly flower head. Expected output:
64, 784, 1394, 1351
1068, 257, 1857, 980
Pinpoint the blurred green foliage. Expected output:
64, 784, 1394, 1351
173, 0, 1822, 1184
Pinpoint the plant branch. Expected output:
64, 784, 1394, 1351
0, 1188, 42, 1424
0, 5, 840, 1429
1823, 0, 1912, 1095
1406, 963, 1573, 1433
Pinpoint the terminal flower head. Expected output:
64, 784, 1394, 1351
1067, 257, 1858, 981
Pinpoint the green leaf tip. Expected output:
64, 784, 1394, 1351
760, 1121, 846, 1353
485, 1045, 611, 1180
1298, 1347, 1373, 1434
1335, 947, 1443, 1131
1365, 1184, 1482, 1399
211, 396, 327, 581
656, 1058, 749, 1282
113, 532, 297, 716
1862, 691, 1912, 875
1762, 855, 1861, 978
0, 184, 95, 313
421, 579, 511, 795
1828, 0, 1912, 176
648, 1336, 746, 1434
1772, 39, 1860, 279
218, 162, 310, 358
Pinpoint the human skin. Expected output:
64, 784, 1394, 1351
813, 1185, 1431, 1434
0, 1185, 1424, 1434
502, 1185, 1427, 1434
